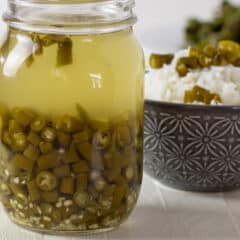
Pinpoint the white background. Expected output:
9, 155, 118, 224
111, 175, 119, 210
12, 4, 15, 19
134, 0, 240, 52
1, 0, 238, 51
2, 1, 240, 240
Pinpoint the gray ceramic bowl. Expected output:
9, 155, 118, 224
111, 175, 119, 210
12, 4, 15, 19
144, 100, 240, 192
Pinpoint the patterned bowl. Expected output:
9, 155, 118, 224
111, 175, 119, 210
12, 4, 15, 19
144, 100, 240, 192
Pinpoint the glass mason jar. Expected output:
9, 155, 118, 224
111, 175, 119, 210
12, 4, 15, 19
0, 0, 144, 234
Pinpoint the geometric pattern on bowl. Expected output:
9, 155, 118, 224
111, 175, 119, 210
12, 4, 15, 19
144, 100, 240, 192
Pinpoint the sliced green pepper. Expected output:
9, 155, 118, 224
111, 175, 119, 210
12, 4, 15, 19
41, 127, 57, 142
73, 130, 90, 143
60, 177, 74, 194
11, 132, 27, 151
63, 142, 80, 164
38, 151, 61, 170
31, 117, 46, 132
36, 171, 58, 191
93, 130, 111, 150
57, 37, 73, 67
53, 165, 71, 177
39, 141, 53, 154
61, 115, 84, 133
12, 108, 34, 127
149, 53, 174, 69
72, 161, 89, 174
40, 203, 53, 216
76, 142, 92, 161
41, 190, 58, 203
8, 119, 22, 133
10, 154, 34, 173
9, 183, 28, 205
57, 131, 71, 147
74, 191, 89, 207
0, 183, 11, 196
23, 144, 39, 161
76, 174, 88, 191
27, 180, 41, 201
27, 131, 41, 146
93, 178, 106, 192
112, 184, 126, 208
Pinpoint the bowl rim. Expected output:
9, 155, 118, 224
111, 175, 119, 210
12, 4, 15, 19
145, 99, 240, 111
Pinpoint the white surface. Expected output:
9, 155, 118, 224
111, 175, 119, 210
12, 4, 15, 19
1, 0, 240, 240
2, 173, 240, 240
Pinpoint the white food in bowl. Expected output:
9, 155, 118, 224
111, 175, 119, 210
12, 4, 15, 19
145, 49, 240, 105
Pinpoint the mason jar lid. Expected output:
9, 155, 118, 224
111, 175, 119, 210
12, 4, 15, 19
3, 0, 137, 34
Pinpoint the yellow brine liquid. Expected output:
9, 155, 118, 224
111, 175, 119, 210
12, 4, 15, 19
0, 27, 144, 233
0, 28, 144, 117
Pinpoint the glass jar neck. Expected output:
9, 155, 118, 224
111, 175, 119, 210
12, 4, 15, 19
3, 0, 137, 34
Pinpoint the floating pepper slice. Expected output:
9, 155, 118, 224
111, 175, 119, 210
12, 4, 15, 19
57, 37, 73, 67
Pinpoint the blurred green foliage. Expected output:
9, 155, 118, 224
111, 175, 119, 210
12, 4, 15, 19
185, 1, 240, 47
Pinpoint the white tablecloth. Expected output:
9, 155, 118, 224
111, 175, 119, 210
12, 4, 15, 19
2, 173, 240, 240
1, 0, 240, 239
